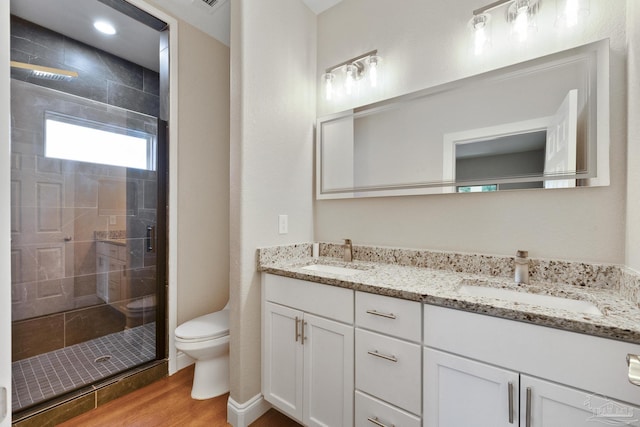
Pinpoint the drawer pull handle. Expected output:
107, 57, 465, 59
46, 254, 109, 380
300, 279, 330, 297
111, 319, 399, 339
367, 416, 394, 427
525, 387, 532, 427
301, 320, 307, 345
628, 354, 640, 386
508, 381, 514, 424
366, 309, 396, 319
295, 316, 300, 342
367, 350, 397, 363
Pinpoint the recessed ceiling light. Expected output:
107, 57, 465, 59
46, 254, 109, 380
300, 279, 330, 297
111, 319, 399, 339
93, 21, 116, 35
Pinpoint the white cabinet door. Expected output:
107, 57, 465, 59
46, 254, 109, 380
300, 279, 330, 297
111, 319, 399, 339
521, 375, 640, 427
303, 313, 354, 427
262, 302, 304, 421
424, 348, 519, 427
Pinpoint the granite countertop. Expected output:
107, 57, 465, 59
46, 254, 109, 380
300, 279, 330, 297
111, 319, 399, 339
259, 256, 640, 344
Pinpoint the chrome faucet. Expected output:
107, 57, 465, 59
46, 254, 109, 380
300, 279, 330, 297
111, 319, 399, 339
343, 239, 353, 262
514, 250, 529, 284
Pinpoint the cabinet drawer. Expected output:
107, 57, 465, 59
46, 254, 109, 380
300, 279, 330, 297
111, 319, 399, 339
263, 273, 354, 324
356, 328, 421, 415
96, 241, 127, 261
356, 292, 421, 342
355, 391, 421, 427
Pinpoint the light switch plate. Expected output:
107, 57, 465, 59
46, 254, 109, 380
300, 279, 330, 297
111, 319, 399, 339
278, 214, 288, 234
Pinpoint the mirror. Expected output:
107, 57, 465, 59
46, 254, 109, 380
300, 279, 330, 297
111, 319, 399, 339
316, 39, 610, 199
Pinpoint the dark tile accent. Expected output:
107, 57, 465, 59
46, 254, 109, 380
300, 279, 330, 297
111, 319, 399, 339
28, 72, 109, 105
12, 360, 166, 425
10, 16, 65, 64
12, 314, 64, 361
65, 304, 125, 346
143, 69, 160, 96
64, 39, 144, 90
143, 179, 158, 209
96, 360, 167, 406
108, 81, 159, 117
11, 16, 159, 115
12, 323, 157, 413
12, 393, 95, 427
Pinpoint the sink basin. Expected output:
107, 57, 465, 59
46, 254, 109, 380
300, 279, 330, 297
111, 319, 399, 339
458, 285, 602, 316
301, 264, 364, 276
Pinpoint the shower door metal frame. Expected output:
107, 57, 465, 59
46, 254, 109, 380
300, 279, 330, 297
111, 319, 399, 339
1, 2, 12, 424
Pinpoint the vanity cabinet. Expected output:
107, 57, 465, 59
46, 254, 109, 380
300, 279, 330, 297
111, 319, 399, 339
96, 241, 127, 303
354, 291, 422, 426
262, 274, 354, 427
424, 348, 519, 426
424, 304, 640, 427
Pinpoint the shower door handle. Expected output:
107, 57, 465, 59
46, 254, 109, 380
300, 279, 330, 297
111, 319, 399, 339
146, 226, 155, 253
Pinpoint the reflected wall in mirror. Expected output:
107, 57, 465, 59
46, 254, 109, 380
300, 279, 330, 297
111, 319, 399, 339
316, 39, 609, 199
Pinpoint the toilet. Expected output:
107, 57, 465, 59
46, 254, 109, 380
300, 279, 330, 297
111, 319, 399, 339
122, 294, 157, 329
174, 304, 230, 399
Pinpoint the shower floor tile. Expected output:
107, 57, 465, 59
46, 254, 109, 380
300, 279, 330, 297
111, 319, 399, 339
12, 322, 156, 413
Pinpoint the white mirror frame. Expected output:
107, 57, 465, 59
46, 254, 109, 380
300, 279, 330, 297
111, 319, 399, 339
316, 39, 610, 200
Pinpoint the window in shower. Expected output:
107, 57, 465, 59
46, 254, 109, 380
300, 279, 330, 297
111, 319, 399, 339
45, 112, 157, 171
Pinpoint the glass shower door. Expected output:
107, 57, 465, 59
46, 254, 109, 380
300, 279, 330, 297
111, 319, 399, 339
10, 79, 162, 413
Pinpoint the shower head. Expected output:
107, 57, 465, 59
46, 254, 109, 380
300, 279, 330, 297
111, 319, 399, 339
10, 61, 78, 81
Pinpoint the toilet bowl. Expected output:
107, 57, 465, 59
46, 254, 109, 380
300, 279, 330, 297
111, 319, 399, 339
122, 294, 156, 329
175, 306, 230, 400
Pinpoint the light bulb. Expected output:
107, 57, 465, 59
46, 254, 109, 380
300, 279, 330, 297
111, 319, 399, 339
323, 73, 334, 101
565, 0, 579, 27
345, 64, 356, 96
367, 55, 381, 88
513, 5, 530, 42
471, 14, 489, 56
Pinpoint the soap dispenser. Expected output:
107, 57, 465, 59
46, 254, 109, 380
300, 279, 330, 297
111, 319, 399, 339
514, 250, 529, 284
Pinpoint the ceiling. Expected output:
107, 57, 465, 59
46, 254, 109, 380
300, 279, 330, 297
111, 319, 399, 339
456, 131, 547, 159
10, 0, 343, 73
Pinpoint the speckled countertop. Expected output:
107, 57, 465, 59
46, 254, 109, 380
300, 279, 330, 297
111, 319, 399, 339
258, 246, 640, 344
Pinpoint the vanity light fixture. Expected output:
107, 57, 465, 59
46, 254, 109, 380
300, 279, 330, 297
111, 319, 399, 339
322, 50, 381, 101
469, 0, 543, 53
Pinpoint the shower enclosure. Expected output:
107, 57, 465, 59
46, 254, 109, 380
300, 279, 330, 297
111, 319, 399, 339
9, 9, 166, 415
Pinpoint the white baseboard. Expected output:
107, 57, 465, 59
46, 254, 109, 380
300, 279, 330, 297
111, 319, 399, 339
227, 394, 271, 427
175, 350, 194, 372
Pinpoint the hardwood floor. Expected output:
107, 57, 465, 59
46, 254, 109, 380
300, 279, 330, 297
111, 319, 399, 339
57, 365, 302, 427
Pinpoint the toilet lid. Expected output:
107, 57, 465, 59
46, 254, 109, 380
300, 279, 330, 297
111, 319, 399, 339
175, 309, 229, 340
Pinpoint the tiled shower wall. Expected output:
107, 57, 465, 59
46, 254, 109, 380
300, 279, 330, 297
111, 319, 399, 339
10, 15, 159, 362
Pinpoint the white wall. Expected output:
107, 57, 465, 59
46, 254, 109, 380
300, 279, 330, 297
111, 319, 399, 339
230, 0, 316, 404
315, 0, 627, 264
626, 0, 640, 272
175, 22, 230, 326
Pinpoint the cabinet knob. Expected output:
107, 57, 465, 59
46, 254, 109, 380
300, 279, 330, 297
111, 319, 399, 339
628, 354, 640, 387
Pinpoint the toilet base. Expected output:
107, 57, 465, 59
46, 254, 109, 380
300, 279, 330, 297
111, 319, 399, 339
191, 353, 230, 400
